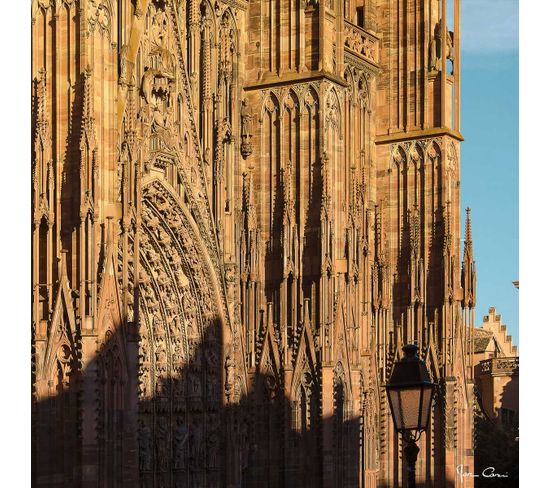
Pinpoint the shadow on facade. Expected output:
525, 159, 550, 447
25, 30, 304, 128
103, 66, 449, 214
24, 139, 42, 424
32, 318, 365, 487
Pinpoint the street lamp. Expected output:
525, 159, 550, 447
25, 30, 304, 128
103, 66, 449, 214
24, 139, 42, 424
386, 344, 436, 488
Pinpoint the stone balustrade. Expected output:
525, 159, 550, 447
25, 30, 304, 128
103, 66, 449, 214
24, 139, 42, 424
479, 357, 519, 375
343, 20, 378, 65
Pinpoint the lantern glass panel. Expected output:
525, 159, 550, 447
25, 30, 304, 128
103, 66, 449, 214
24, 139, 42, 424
399, 387, 422, 431
388, 386, 424, 432
419, 385, 434, 430
387, 389, 401, 429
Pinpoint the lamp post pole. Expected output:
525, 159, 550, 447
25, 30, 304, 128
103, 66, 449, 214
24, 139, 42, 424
403, 432, 420, 488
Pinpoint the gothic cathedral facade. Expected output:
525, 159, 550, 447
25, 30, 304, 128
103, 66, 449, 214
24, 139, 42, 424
31, 0, 476, 487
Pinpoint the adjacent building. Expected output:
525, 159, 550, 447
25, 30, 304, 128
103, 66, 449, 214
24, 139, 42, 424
474, 308, 519, 426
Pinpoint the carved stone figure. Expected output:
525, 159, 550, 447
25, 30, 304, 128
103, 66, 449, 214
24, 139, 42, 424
205, 347, 218, 371
155, 341, 167, 363
429, 20, 454, 72
240, 99, 253, 159
184, 313, 199, 338
224, 354, 236, 401
156, 267, 170, 288
173, 421, 189, 469
158, 228, 171, 248
139, 366, 150, 398
206, 430, 219, 468
156, 418, 169, 471
265, 374, 277, 403
169, 314, 180, 338
206, 374, 219, 406
189, 372, 201, 399
176, 267, 189, 289
189, 419, 204, 469
155, 376, 170, 398
152, 309, 164, 337
138, 424, 153, 471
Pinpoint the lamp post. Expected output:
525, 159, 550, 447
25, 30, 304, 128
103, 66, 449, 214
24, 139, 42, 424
386, 344, 436, 488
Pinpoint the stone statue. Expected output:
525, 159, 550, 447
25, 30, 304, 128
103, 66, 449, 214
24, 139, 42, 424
184, 313, 199, 338
429, 20, 454, 73
139, 8, 177, 149
153, 309, 164, 337
173, 422, 189, 469
156, 419, 169, 471
138, 424, 153, 471
169, 315, 180, 338
189, 372, 201, 399
265, 374, 277, 403
206, 430, 219, 468
119, 44, 129, 86
155, 341, 167, 363
240, 99, 253, 159
190, 420, 204, 469
139, 366, 150, 398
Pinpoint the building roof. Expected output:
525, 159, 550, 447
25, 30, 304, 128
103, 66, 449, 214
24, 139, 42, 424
473, 307, 518, 357
473, 328, 494, 353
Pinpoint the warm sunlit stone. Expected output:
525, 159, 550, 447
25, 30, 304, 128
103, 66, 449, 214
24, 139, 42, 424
31, 1, 475, 486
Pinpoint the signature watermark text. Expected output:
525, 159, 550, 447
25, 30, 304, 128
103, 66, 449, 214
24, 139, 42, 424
457, 465, 509, 483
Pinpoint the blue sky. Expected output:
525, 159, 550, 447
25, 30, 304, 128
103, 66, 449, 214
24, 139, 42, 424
459, 0, 519, 343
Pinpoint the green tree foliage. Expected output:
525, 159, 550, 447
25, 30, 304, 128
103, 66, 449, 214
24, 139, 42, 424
474, 413, 519, 487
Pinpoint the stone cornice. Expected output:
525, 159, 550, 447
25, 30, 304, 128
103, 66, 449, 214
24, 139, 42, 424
343, 51, 381, 76
375, 127, 464, 145
217, 0, 249, 11
243, 70, 348, 91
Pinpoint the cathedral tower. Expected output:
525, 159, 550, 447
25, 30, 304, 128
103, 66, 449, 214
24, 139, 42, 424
32, 1, 475, 486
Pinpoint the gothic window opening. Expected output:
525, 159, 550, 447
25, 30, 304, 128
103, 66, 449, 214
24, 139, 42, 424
303, 87, 320, 255
83, 213, 94, 316
355, 7, 364, 28
304, 2, 319, 70
261, 93, 280, 249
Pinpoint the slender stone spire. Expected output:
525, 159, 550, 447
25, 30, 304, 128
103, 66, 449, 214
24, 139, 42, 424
80, 67, 97, 153
464, 207, 472, 258
34, 68, 50, 149
243, 172, 255, 229
462, 207, 476, 308
320, 151, 332, 219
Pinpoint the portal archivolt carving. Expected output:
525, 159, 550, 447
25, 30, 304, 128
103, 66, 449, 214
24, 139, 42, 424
132, 179, 226, 487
